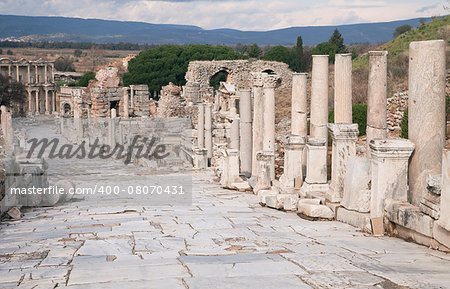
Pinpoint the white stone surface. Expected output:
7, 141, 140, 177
341, 156, 371, 213
298, 203, 334, 219
408, 40, 446, 206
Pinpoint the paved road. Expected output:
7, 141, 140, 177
1, 124, 450, 288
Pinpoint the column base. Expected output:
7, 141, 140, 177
45, 111, 50, 115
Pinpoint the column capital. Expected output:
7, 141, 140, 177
282, 134, 306, 150
328, 123, 359, 141
369, 138, 415, 159
251, 72, 264, 87
369, 50, 388, 57
256, 150, 275, 161
262, 74, 280, 88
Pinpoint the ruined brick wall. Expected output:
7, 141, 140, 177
186, 60, 293, 89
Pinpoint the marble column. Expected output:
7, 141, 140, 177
35, 65, 38, 83
44, 88, 50, 114
74, 97, 83, 140
370, 139, 414, 220
310, 55, 329, 139
251, 72, 264, 178
366, 51, 388, 154
130, 85, 135, 109
221, 149, 240, 188
254, 151, 274, 193
279, 135, 306, 189
193, 148, 208, 169
334, 54, 353, 123
291, 73, 308, 136
122, 87, 129, 118
52, 91, 57, 114
197, 103, 205, 148
327, 123, 359, 202
1, 105, 7, 135
263, 74, 279, 180
408, 40, 446, 207
35, 90, 40, 115
15, 65, 19, 82
51, 64, 55, 82
205, 103, 213, 161
8, 64, 11, 77
27, 65, 31, 84
230, 118, 240, 150
239, 89, 252, 177
300, 138, 329, 197
27, 89, 33, 115
44, 64, 48, 83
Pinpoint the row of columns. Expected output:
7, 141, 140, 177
27, 88, 57, 115
3, 63, 55, 84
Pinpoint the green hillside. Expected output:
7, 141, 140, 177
353, 15, 449, 70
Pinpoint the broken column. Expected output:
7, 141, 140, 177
327, 54, 358, 203
230, 118, 240, 150
300, 55, 329, 197
300, 138, 328, 197
197, 103, 205, 148
122, 87, 129, 118
366, 51, 388, 153
369, 139, 414, 222
204, 103, 213, 164
239, 89, 252, 177
435, 149, 450, 249
310, 55, 329, 139
262, 74, 279, 180
185, 82, 201, 103
408, 40, 446, 206
279, 73, 307, 190
193, 148, 208, 169
221, 149, 240, 188
251, 72, 264, 179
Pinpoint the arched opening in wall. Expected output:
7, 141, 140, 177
63, 103, 71, 116
110, 100, 120, 115
209, 70, 229, 90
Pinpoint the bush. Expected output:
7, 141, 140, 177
54, 57, 75, 72
74, 49, 83, 57
328, 103, 367, 136
77, 72, 96, 87
393, 25, 412, 38
400, 108, 408, 139
6, 49, 13, 55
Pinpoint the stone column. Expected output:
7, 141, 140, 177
1, 105, 7, 135
369, 139, 414, 220
16, 65, 19, 82
366, 51, 388, 153
435, 149, 450, 248
408, 40, 446, 206
221, 149, 240, 188
51, 64, 54, 82
205, 103, 213, 161
8, 64, 11, 77
111, 108, 117, 118
52, 91, 57, 114
5, 111, 13, 151
291, 73, 308, 136
254, 151, 274, 193
334, 54, 353, 123
35, 90, 40, 115
262, 74, 279, 180
230, 118, 240, 150
35, 65, 38, 83
193, 148, 208, 169
300, 138, 329, 197
239, 89, 252, 177
327, 123, 359, 202
130, 85, 135, 109
44, 88, 49, 114
27, 89, 33, 115
73, 97, 83, 140
310, 55, 329, 139
197, 103, 205, 148
122, 87, 129, 118
279, 135, 306, 190
251, 72, 264, 178
27, 65, 31, 84
44, 64, 48, 83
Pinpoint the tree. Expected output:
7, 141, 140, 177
311, 42, 338, 63
393, 25, 412, 38
0, 49, 2, 54
262, 46, 291, 63
248, 43, 262, 58
123, 44, 243, 97
290, 36, 304, 72
419, 18, 426, 26
74, 49, 83, 57
6, 49, 13, 55
0, 74, 26, 107
329, 28, 345, 53
54, 57, 75, 72
77, 72, 96, 87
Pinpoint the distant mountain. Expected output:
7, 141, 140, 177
0, 14, 434, 46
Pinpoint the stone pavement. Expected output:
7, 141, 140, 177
1, 125, 450, 288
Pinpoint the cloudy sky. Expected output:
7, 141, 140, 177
0, 0, 447, 30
